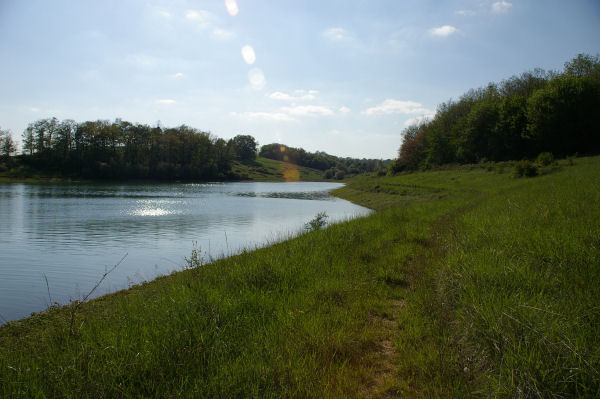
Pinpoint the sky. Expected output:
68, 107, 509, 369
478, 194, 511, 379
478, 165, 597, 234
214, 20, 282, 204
0, 1, 599, 159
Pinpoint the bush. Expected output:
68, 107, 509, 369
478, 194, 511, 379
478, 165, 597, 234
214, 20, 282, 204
334, 170, 345, 180
536, 152, 554, 166
304, 212, 328, 231
513, 160, 538, 178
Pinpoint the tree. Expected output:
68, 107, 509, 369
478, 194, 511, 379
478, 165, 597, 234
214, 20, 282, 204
527, 76, 600, 156
0, 127, 16, 158
230, 134, 258, 162
564, 53, 600, 78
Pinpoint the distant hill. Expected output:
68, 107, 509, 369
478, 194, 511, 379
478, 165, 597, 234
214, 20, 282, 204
231, 157, 326, 182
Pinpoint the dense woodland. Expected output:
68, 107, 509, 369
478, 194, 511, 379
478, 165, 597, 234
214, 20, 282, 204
393, 54, 600, 171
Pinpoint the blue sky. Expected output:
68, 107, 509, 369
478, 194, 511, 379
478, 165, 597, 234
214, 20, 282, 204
1, 1, 599, 159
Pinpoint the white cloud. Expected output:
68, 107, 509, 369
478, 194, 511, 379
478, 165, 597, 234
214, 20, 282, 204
224, 0, 239, 16
248, 68, 266, 90
267, 90, 317, 101
362, 99, 433, 116
280, 105, 335, 117
429, 25, 458, 37
338, 106, 351, 114
212, 28, 235, 40
322, 27, 352, 42
171, 72, 184, 79
231, 111, 295, 122
156, 99, 176, 105
241, 45, 256, 64
404, 114, 434, 127
328, 129, 342, 135
185, 10, 216, 29
492, 1, 512, 13
157, 10, 172, 18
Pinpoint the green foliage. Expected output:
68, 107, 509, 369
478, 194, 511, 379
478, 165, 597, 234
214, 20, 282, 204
526, 75, 600, 157
512, 160, 538, 177
536, 151, 554, 166
260, 142, 389, 175
304, 212, 328, 231
229, 134, 257, 162
17, 119, 238, 181
395, 54, 600, 169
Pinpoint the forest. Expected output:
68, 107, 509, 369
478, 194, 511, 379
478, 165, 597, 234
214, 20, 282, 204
393, 54, 600, 171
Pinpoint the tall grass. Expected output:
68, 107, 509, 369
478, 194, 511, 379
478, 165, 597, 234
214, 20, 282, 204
1, 156, 598, 397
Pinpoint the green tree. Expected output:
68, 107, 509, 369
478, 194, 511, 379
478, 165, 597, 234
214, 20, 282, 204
527, 76, 600, 156
0, 127, 16, 158
230, 134, 258, 162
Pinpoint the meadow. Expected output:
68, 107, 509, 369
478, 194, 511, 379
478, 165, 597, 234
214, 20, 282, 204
0, 156, 598, 398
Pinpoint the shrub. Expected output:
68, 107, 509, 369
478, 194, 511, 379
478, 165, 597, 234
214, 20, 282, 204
304, 212, 328, 231
536, 152, 554, 166
513, 160, 538, 178
334, 170, 345, 180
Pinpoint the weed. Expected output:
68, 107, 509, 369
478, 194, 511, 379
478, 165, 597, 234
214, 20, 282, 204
304, 211, 328, 231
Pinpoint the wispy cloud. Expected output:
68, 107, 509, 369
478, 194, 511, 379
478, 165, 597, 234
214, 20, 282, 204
322, 27, 352, 42
156, 99, 176, 105
231, 111, 295, 122
185, 9, 217, 29
211, 28, 235, 40
232, 101, 347, 122
362, 99, 433, 116
267, 90, 318, 101
429, 25, 458, 37
492, 1, 512, 13
455, 9, 475, 16
171, 72, 184, 79
281, 105, 335, 117
157, 10, 172, 18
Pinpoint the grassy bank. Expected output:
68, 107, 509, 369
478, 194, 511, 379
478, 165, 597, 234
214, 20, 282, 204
1, 157, 598, 397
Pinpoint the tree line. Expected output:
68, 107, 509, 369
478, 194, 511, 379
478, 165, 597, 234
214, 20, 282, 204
259, 143, 389, 179
393, 54, 600, 171
15, 119, 260, 180
3, 116, 388, 181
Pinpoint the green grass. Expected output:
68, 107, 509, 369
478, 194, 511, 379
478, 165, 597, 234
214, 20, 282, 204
1, 156, 598, 397
231, 157, 326, 182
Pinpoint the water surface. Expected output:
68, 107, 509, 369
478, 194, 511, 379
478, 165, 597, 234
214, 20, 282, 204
0, 182, 370, 323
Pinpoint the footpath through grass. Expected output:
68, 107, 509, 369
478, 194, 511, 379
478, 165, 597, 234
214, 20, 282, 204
1, 157, 599, 397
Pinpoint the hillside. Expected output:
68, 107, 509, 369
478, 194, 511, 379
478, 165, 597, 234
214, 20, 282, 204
231, 156, 326, 182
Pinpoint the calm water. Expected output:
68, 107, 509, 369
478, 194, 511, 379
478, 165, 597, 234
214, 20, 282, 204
0, 182, 370, 323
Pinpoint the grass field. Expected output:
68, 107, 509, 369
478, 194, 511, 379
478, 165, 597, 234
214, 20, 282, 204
0, 156, 598, 397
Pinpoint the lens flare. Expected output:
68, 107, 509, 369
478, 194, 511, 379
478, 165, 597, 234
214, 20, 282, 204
248, 68, 266, 90
241, 45, 256, 64
224, 0, 239, 16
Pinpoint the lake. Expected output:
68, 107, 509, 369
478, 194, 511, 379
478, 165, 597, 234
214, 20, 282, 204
0, 181, 370, 323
